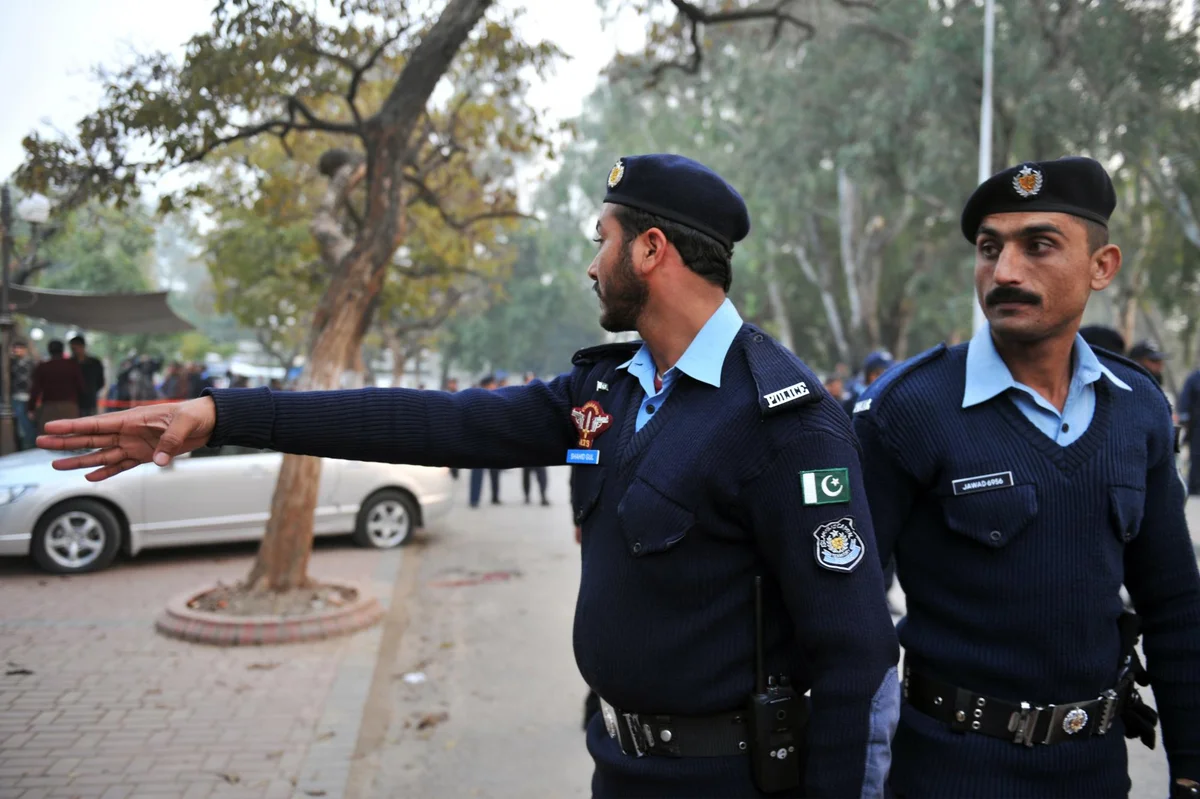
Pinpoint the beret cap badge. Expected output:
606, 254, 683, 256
607, 159, 625, 189
1012, 165, 1044, 198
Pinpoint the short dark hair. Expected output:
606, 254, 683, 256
69, 335, 86, 347
1084, 219, 1109, 254
612, 205, 734, 292
48, 339, 65, 356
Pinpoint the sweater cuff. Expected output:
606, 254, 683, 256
202, 387, 275, 449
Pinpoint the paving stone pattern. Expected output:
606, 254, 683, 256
0, 540, 400, 799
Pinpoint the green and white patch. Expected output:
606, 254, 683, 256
800, 468, 850, 505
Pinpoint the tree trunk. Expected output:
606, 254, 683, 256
762, 245, 795, 352
242, 0, 494, 592
244, 249, 382, 591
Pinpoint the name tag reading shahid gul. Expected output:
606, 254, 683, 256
951, 471, 1014, 496
567, 449, 601, 465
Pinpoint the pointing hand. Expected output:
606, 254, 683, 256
36, 397, 218, 481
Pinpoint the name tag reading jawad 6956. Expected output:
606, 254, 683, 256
951, 471, 1014, 496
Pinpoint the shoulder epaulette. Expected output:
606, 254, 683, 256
855, 343, 950, 415
740, 326, 821, 416
1092, 347, 1170, 402
571, 341, 642, 367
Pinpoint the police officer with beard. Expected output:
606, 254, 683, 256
39, 154, 899, 798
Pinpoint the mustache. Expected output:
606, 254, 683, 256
986, 286, 1042, 306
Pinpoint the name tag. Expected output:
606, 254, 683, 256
951, 471, 1014, 496
567, 449, 600, 465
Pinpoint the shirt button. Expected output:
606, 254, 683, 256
646, 404, 656, 414
989, 531, 1003, 543
1061, 423, 1070, 433
632, 541, 643, 554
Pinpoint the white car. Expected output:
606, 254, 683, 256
0, 444, 454, 574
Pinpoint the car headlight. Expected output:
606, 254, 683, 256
0, 485, 37, 506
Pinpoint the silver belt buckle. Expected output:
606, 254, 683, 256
600, 698, 620, 742
598, 698, 649, 757
1008, 701, 1042, 747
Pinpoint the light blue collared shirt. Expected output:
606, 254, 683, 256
617, 298, 744, 431
963, 323, 1132, 446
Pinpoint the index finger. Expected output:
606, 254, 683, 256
41, 414, 129, 437
37, 433, 121, 452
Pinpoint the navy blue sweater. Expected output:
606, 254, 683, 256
207, 327, 899, 798
853, 343, 1200, 797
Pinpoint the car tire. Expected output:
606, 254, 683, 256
353, 489, 419, 549
32, 499, 122, 575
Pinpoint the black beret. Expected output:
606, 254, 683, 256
960, 156, 1116, 243
1078, 324, 1127, 355
603, 154, 751, 249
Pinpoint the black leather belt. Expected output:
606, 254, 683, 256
903, 663, 1125, 746
598, 697, 751, 758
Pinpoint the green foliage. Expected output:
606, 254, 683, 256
516, 0, 1200, 372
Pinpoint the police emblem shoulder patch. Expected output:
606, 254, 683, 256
607, 159, 625, 189
812, 517, 865, 573
1012, 165, 1044, 198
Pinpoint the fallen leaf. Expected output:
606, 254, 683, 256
217, 772, 241, 784
316, 731, 335, 742
144, 688, 162, 696
5, 668, 33, 676
265, 751, 283, 760
247, 662, 280, 671
439, 642, 454, 649
444, 739, 457, 750
305, 791, 327, 797
416, 712, 449, 730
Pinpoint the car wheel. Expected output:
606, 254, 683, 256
32, 499, 122, 574
353, 489, 419, 549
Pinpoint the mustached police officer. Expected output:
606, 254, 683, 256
39, 154, 900, 798
853, 156, 1200, 797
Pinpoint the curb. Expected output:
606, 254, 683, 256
154, 580, 384, 646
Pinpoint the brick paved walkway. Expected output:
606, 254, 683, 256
0, 539, 403, 799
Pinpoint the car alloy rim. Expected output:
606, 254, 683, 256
44, 511, 106, 569
365, 500, 410, 547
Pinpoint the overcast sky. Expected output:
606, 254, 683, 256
0, 0, 644, 185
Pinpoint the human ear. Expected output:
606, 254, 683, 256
1089, 244, 1122, 291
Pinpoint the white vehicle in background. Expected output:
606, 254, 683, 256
0, 444, 453, 574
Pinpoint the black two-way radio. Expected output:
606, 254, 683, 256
746, 576, 807, 794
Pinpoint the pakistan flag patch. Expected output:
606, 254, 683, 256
800, 468, 850, 505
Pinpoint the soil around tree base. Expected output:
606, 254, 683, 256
156, 580, 383, 646
188, 582, 359, 617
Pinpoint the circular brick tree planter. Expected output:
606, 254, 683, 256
155, 581, 384, 646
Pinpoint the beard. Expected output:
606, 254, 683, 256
596, 243, 649, 333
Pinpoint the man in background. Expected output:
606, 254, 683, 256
468, 375, 503, 507
521, 371, 550, 506
9, 340, 36, 450
69, 335, 105, 417
1179, 360, 1200, 496
30, 340, 85, 435
1129, 339, 1166, 385
1078, 324, 1126, 355
843, 350, 894, 415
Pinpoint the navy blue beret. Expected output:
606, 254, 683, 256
603, 154, 751, 249
960, 156, 1116, 243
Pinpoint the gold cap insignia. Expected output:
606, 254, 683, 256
607, 159, 625, 189
1013, 165, 1044, 198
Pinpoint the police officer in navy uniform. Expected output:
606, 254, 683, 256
852, 156, 1200, 797
40, 154, 900, 798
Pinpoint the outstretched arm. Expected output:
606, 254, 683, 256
39, 376, 582, 480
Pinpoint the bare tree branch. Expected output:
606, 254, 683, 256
302, 27, 410, 127
402, 173, 532, 230
645, 0, 878, 83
